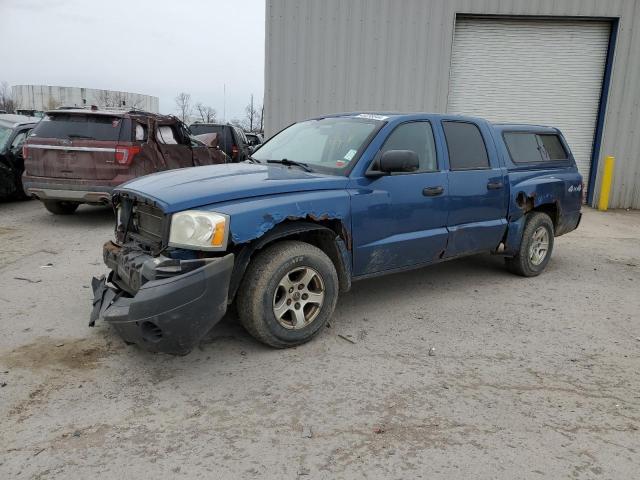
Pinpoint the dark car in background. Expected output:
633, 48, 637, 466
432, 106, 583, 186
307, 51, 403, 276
22, 109, 226, 214
189, 123, 250, 162
0, 113, 40, 199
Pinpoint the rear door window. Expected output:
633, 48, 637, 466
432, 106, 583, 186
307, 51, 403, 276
442, 121, 489, 170
31, 114, 123, 141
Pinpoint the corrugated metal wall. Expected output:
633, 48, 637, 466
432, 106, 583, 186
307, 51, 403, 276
265, 0, 640, 209
448, 18, 611, 192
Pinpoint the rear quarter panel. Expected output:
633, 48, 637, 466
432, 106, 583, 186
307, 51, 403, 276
491, 125, 583, 253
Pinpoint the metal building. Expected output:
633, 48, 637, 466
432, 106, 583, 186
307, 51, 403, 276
264, 0, 640, 209
12, 85, 159, 114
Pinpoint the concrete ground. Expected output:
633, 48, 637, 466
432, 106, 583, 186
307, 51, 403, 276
0, 199, 638, 479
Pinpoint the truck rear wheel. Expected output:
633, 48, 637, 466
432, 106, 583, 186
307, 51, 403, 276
43, 200, 79, 215
505, 212, 554, 277
237, 240, 339, 348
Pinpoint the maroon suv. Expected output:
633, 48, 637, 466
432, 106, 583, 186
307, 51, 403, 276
23, 109, 226, 214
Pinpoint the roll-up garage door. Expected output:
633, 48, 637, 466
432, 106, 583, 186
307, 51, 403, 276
448, 17, 610, 192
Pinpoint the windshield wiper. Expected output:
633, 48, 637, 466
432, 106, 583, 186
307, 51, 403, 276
244, 155, 262, 164
267, 158, 313, 172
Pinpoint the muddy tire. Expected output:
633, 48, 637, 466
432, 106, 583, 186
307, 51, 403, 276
505, 212, 554, 277
237, 240, 339, 348
43, 200, 79, 215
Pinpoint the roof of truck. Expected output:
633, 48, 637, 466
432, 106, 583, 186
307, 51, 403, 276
317, 112, 562, 132
492, 123, 560, 133
320, 111, 490, 122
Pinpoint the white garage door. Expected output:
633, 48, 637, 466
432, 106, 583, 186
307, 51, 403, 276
448, 17, 610, 191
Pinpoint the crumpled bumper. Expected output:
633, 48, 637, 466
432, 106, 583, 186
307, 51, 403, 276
90, 248, 234, 355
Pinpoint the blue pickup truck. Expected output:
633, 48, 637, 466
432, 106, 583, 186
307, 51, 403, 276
90, 113, 582, 354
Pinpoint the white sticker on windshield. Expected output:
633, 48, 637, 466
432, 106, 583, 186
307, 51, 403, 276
343, 149, 357, 161
355, 113, 388, 121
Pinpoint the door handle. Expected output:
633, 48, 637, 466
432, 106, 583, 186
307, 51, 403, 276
487, 181, 504, 190
423, 186, 444, 196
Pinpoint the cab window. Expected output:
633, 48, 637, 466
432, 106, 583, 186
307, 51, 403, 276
380, 121, 437, 172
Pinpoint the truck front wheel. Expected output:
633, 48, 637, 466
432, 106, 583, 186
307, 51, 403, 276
505, 212, 555, 277
237, 240, 339, 348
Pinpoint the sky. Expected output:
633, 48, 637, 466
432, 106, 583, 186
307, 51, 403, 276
0, 0, 265, 121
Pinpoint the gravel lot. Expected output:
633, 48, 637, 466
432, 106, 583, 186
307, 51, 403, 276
0, 199, 638, 479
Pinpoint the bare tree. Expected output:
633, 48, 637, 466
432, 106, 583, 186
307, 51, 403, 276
0, 81, 15, 113
95, 90, 130, 109
175, 92, 192, 123
194, 102, 217, 123
243, 94, 262, 132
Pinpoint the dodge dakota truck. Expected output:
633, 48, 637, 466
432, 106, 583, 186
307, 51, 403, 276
90, 113, 582, 354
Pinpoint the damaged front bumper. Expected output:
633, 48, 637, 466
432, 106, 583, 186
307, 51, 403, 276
90, 241, 234, 354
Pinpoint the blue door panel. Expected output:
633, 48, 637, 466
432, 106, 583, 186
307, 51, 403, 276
439, 119, 509, 257
447, 219, 507, 257
350, 170, 449, 276
445, 169, 508, 256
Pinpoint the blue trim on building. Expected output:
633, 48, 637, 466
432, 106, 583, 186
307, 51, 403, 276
587, 18, 619, 205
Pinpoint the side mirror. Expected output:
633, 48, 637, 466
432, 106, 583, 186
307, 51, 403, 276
377, 150, 419, 174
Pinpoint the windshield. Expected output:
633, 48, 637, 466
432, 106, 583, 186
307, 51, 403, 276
0, 126, 11, 151
31, 114, 123, 141
252, 117, 382, 173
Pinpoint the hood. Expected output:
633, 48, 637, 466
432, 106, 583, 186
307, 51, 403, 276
115, 163, 349, 213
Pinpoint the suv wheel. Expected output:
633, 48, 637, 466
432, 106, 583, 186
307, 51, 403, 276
237, 240, 339, 348
505, 212, 554, 277
43, 200, 79, 215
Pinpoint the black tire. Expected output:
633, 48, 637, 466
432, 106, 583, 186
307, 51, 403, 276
43, 200, 79, 215
237, 240, 339, 348
505, 212, 555, 277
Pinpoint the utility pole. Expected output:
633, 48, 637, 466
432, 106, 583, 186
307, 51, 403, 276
223, 83, 226, 122
249, 94, 254, 131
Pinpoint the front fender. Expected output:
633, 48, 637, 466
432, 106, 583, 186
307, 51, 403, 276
208, 189, 352, 245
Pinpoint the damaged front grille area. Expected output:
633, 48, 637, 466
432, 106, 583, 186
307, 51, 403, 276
134, 203, 164, 243
115, 195, 169, 253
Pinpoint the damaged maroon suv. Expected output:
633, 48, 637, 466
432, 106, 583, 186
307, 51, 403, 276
22, 109, 227, 214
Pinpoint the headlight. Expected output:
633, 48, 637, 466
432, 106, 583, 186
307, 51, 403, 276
168, 210, 229, 251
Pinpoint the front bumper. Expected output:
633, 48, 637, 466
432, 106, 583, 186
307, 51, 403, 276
90, 243, 234, 354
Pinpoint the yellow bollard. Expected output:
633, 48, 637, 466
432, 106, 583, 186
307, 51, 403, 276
597, 155, 615, 211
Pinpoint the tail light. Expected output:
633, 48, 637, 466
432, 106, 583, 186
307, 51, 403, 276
22, 145, 29, 158
114, 145, 141, 166
231, 144, 239, 159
